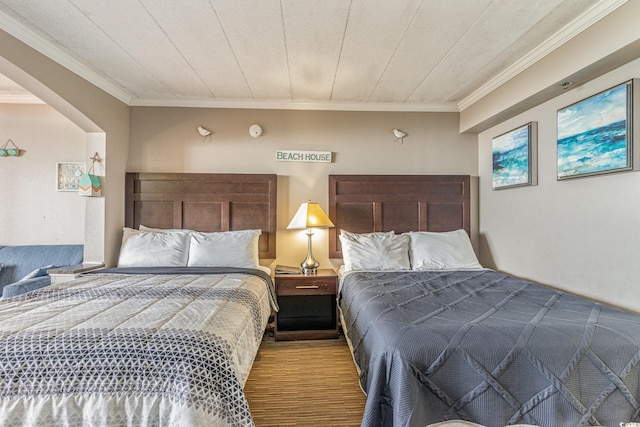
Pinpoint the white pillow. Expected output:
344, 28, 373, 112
340, 230, 394, 239
408, 229, 482, 270
117, 231, 190, 267
187, 229, 261, 268
120, 227, 140, 248
339, 230, 410, 272
139, 225, 194, 233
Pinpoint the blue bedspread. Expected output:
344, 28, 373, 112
339, 269, 640, 427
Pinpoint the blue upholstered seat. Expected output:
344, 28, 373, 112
0, 245, 83, 298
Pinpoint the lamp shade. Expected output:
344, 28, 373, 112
287, 202, 334, 229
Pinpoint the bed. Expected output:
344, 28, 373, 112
0, 173, 278, 427
329, 174, 640, 427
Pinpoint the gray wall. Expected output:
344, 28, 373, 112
129, 108, 478, 269
478, 57, 640, 312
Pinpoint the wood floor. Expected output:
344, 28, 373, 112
244, 331, 366, 427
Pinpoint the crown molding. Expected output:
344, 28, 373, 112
458, 0, 627, 111
0, 9, 133, 105
129, 97, 460, 112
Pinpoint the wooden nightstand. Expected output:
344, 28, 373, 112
274, 269, 339, 341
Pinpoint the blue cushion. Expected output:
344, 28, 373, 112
2, 276, 51, 298
19, 264, 55, 281
0, 245, 83, 296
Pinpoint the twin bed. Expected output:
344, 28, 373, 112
0, 173, 639, 426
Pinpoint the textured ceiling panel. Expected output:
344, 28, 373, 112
332, 0, 424, 102
368, 0, 492, 103
409, 0, 567, 103
214, 1, 290, 100
0, 0, 619, 110
283, 0, 350, 101
139, 0, 252, 100
72, 0, 212, 97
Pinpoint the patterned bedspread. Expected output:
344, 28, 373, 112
0, 267, 276, 427
339, 269, 640, 427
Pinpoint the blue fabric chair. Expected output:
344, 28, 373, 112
0, 245, 84, 298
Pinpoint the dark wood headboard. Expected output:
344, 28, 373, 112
328, 175, 470, 258
125, 173, 277, 259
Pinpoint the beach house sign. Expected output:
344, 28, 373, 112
276, 150, 333, 163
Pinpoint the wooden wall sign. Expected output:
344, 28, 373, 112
275, 150, 333, 163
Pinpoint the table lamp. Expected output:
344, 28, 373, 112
287, 201, 335, 274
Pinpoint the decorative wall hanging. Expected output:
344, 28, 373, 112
492, 122, 538, 190
0, 139, 20, 157
79, 153, 102, 197
392, 128, 407, 143
197, 126, 212, 136
56, 162, 85, 191
557, 80, 634, 180
275, 150, 333, 163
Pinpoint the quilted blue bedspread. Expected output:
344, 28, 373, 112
339, 269, 640, 427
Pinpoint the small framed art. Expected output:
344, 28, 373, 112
492, 122, 537, 190
56, 162, 85, 191
557, 80, 634, 180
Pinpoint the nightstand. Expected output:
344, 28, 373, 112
48, 263, 105, 285
274, 269, 339, 341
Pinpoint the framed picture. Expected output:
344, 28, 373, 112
557, 80, 634, 180
56, 162, 85, 191
492, 122, 537, 190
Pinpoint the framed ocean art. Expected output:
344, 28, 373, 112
492, 122, 537, 190
557, 80, 635, 180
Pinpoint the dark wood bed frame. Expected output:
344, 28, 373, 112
328, 175, 470, 259
125, 173, 277, 259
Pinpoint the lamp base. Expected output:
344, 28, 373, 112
300, 228, 320, 275
300, 257, 320, 275
301, 266, 318, 275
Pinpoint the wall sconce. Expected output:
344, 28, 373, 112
79, 152, 102, 197
287, 201, 335, 275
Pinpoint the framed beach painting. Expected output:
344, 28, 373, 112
557, 80, 634, 180
492, 122, 537, 190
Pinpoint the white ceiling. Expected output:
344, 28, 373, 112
0, 0, 627, 111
